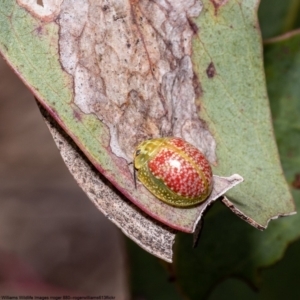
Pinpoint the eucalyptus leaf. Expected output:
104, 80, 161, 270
0, 0, 241, 234
193, 0, 295, 227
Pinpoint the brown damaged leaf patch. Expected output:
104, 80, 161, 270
57, 0, 217, 164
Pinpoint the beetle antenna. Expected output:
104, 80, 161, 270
128, 161, 137, 189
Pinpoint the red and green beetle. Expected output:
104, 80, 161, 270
133, 137, 213, 207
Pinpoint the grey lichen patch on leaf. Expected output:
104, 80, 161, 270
39, 103, 176, 263
17, 0, 63, 22
57, 0, 216, 163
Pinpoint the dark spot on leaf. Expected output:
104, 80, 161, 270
73, 109, 82, 122
35, 25, 43, 35
292, 174, 300, 189
37, 0, 44, 7
206, 62, 216, 78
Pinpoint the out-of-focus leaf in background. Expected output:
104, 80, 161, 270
259, 0, 300, 39
126, 239, 181, 300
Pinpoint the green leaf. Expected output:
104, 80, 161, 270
193, 0, 295, 227
173, 25, 300, 300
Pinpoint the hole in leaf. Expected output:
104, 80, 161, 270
37, 0, 44, 7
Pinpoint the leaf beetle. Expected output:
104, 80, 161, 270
133, 137, 213, 207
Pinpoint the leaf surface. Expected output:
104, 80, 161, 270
192, 0, 295, 227
0, 1, 241, 234
0, 0, 295, 255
